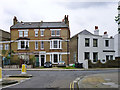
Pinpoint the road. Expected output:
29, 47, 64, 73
2, 69, 119, 89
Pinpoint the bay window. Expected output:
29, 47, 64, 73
50, 40, 62, 49
18, 40, 29, 50
50, 54, 62, 64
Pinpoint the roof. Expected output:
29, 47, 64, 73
78, 29, 93, 35
10, 22, 69, 29
71, 29, 102, 38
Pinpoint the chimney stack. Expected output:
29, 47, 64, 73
103, 31, 108, 38
13, 16, 18, 25
64, 15, 69, 26
94, 26, 99, 35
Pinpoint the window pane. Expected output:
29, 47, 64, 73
85, 38, 89, 47
93, 39, 98, 47
35, 41, 38, 49
41, 31, 44, 36
110, 55, 113, 60
106, 55, 109, 60
51, 30, 55, 36
41, 41, 44, 49
35, 31, 38, 37
93, 52, 98, 62
19, 31, 23, 37
24, 31, 28, 37
54, 41, 57, 48
56, 31, 60, 36
85, 52, 90, 60
21, 41, 25, 48
105, 40, 109, 47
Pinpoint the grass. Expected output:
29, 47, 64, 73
60, 66, 77, 69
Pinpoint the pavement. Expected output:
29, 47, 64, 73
2, 68, 119, 71
78, 72, 120, 89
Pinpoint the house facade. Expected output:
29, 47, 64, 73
10, 15, 70, 66
70, 26, 115, 67
0, 29, 10, 66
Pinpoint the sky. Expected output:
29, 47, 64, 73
0, 0, 119, 37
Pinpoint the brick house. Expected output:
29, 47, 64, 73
0, 29, 10, 66
10, 15, 70, 66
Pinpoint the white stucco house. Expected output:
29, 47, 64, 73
70, 26, 116, 68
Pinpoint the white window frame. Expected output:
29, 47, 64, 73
40, 29, 44, 36
56, 30, 60, 36
50, 40, 62, 49
35, 41, 38, 50
24, 31, 28, 37
5, 44, 9, 50
0, 44, 3, 50
18, 40, 29, 50
41, 41, 44, 50
19, 31, 23, 37
34, 29, 39, 37
51, 30, 55, 36
51, 54, 62, 64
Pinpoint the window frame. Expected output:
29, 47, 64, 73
85, 38, 90, 47
24, 31, 28, 37
0, 44, 3, 50
56, 30, 60, 36
35, 41, 38, 50
105, 40, 109, 47
19, 31, 23, 37
84, 52, 90, 60
93, 39, 98, 47
41, 41, 44, 50
51, 30, 55, 36
93, 52, 98, 62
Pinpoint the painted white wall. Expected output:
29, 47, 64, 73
78, 32, 115, 65
114, 34, 120, 57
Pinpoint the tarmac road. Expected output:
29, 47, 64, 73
2, 69, 119, 89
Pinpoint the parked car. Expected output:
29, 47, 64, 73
57, 61, 66, 67
44, 62, 52, 68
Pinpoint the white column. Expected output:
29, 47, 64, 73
57, 54, 60, 62
39, 53, 41, 66
44, 54, 46, 63
50, 54, 51, 62
50, 41, 51, 49
52, 54, 54, 63
60, 41, 62, 49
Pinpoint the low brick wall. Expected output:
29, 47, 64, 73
88, 59, 120, 68
3, 65, 32, 69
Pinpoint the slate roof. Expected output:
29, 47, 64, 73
10, 22, 68, 29
78, 29, 94, 35
71, 29, 102, 38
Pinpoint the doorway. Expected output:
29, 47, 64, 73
41, 55, 45, 66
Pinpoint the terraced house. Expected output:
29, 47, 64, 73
0, 29, 10, 66
10, 15, 70, 67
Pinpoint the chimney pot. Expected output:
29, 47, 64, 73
104, 31, 107, 34
95, 26, 98, 30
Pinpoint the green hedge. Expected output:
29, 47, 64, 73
88, 58, 120, 68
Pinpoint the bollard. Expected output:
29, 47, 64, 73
0, 67, 2, 81
21, 64, 27, 74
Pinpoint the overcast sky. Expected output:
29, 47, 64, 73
0, 0, 119, 37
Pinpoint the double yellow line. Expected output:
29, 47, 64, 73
70, 81, 75, 90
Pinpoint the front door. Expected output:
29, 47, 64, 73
41, 55, 45, 66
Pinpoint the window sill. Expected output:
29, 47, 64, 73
17, 49, 30, 51
50, 48, 62, 50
